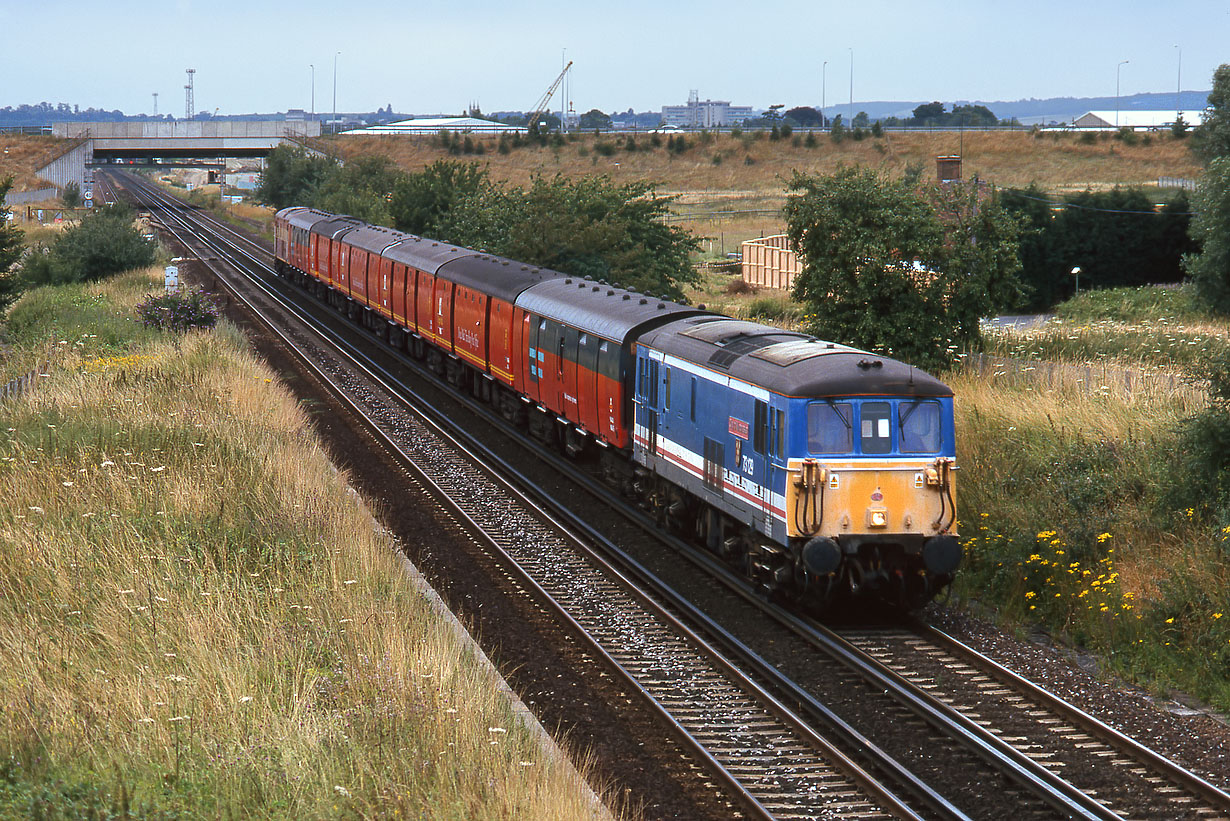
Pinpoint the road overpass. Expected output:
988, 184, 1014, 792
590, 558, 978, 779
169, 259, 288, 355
37, 120, 323, 193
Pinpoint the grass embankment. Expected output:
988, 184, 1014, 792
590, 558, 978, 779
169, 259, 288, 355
328, 130, 1201, 259
0, 267, 608, 818
953, 286, 1230, 711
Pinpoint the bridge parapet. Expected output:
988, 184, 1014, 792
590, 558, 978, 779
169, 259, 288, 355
52, 120, 321, 139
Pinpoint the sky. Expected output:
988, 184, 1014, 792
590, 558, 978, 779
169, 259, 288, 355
2, 0, 1227, 117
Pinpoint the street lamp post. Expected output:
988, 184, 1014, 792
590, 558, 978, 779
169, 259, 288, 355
332, 52, 340, 134
1116, 60, 1129, 128
1175, 44, 1182, 117
310, 64, 315, 116
821, 60, 828, 127
848, 48, 854, 127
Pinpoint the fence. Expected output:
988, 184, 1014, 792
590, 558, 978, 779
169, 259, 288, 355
0, 364, 48, 404
1158, 176, 1197, 191
3, 187, 59, 207
740, 234, 800, 290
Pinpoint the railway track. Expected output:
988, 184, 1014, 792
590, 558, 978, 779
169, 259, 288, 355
109, 172, 934, 820
107, 170, 1230, 820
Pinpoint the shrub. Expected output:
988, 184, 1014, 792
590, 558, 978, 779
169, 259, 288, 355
624, 135, 637, 152
1116, 126, 1140, 145
729, 127, 743, 139
780, 123, 793, 138
1079, 131, 1098, 145
137, 288, 220, 332
61, 181, 81, 208
593, 141, 617, 157
20, 205, 156, 288
804, 132, 817, 148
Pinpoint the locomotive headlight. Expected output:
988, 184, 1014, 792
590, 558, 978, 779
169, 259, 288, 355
867, 507, 888, 528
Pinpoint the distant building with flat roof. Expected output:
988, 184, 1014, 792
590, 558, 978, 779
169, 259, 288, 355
341, 116, 527, 136
661, 93, 753, 128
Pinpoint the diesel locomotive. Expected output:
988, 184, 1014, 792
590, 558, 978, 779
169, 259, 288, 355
273, 206, 960, 611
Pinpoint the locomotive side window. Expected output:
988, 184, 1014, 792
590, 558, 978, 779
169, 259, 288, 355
753, 400, 767, 454
690, 377, 697, 422
807, 402, 852, 454
860, 402, 893, 454
899, 400, 942, 453
773, 408, 784, 458
664, 366, 672, 410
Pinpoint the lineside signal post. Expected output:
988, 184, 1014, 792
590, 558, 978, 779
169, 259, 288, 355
165, 265, 179, 293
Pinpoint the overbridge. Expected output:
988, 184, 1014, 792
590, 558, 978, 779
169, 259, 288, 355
36, 120, 323, 192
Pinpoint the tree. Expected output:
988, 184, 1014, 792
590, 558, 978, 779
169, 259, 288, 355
0, 177, 23, 311
439, 175, 700, 300
852, 111, 870, 128
1186, 157, 1230, 313
20, 203, 155, 287
315, 155, 400, 225
912, 101, 945, 123
783, 168, 1022, 371
950, 104, 998, 127
1171, 113, 1190, 139
61, 181, 81, 208
784, 106, 823, 127
1192, 64, 1230, 164
254, 145, 339, 210
579, 109, 612, 130
388, 160, 492, 238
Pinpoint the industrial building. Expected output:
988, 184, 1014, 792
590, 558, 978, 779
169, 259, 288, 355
661, 93, 754, 128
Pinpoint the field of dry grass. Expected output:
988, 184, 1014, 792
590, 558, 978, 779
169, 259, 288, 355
330, 129, 1200, 193
0, 135, 72, 191
0, 266, 611, 818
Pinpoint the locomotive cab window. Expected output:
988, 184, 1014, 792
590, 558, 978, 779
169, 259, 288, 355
899, 400, 942, 453
808, 402, 853, 454
860, 402, 893, 455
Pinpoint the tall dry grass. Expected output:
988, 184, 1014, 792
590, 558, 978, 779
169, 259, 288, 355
949, 362, 1230, 709
329, 129, 1200, 196
0, 267, 611, 818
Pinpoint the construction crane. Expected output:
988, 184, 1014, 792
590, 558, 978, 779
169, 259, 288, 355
526, 61, 572, 132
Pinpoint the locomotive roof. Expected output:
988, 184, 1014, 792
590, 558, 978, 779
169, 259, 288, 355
279, 207, 334, 232
639, 315, 952, 399
518, 278, 707, 343
343, 222, 409, 254
436, 254, 565, 302
382, 235, 473, 275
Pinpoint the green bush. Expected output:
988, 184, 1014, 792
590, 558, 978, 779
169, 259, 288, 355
593, 141, 617, 157
20, 205, 156, 288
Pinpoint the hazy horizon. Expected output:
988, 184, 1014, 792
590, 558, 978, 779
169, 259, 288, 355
2, 0, 1226, 117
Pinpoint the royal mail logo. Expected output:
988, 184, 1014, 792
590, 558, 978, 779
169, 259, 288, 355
729, 417, 750, 440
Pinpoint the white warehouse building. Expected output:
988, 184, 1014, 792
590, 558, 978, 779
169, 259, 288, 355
661, 97, 754, 128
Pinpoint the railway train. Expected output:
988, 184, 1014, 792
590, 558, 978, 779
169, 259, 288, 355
273, 206, 960, 611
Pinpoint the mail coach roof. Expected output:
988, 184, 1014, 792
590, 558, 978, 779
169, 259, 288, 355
435, 254, 565, 303
342, 222, 409, 254
279, 207, 334, 233
310, 215, 365, 240
639, 316, 953, 399
517, 278, 708, 343
381, 235, 474, 275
